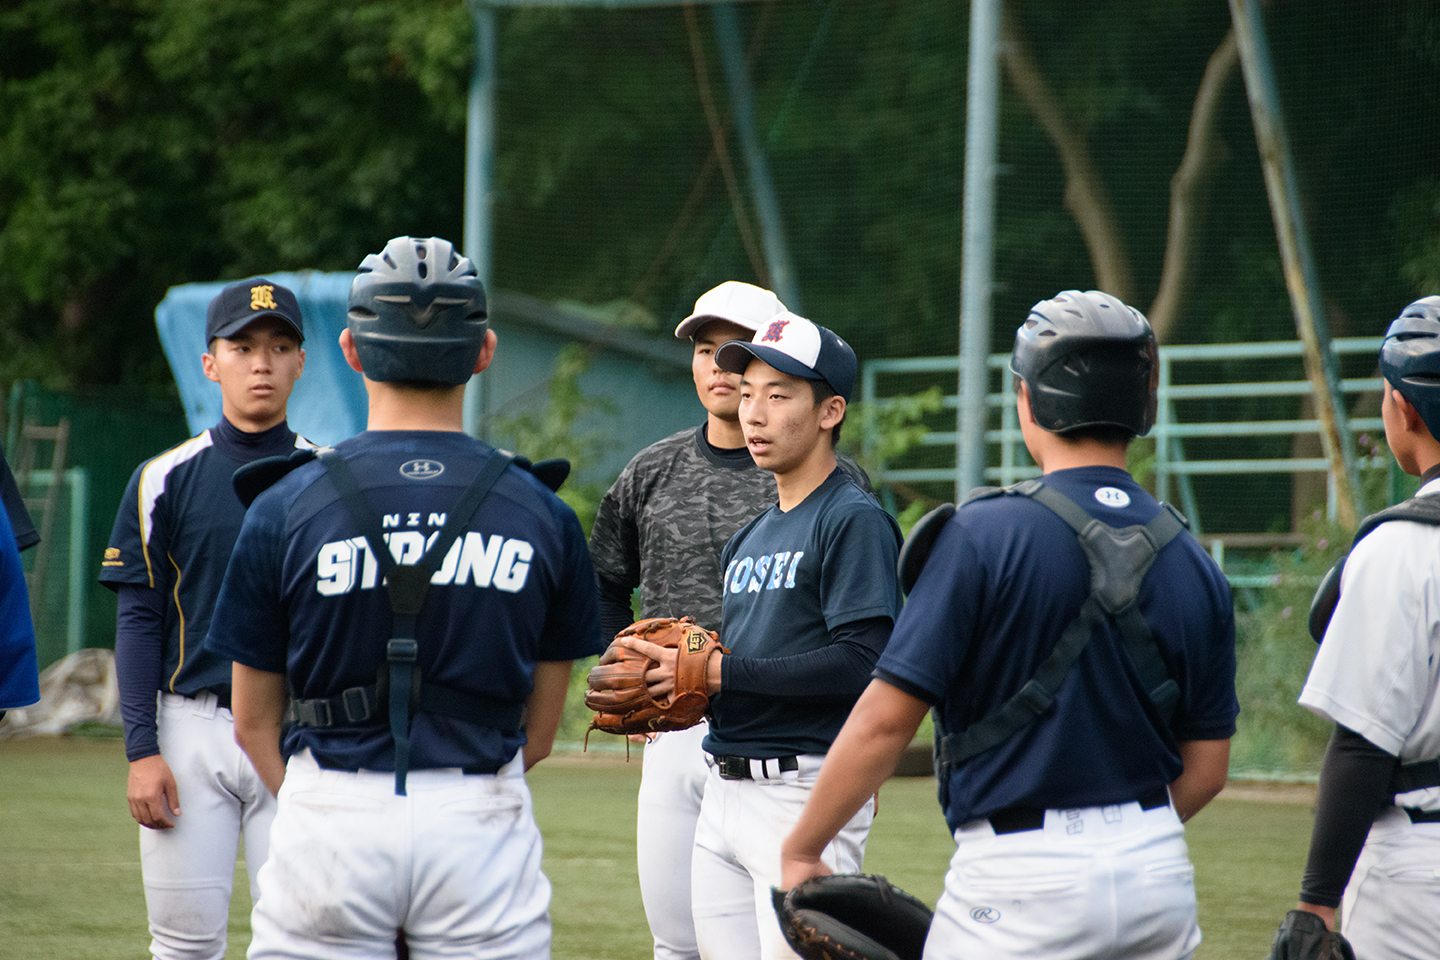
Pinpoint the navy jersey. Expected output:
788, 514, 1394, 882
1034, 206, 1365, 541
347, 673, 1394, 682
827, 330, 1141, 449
204, 431, 604, 773
876, 466, 1238, 833
100, 421, 311, 696
704, 469, 902, 758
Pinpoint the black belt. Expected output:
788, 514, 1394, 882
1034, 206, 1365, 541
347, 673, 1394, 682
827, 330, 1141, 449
1404, 807, 1440, 824
714, 755, 799, 781
987, 786, 1171, 835
184, 687, 231, 710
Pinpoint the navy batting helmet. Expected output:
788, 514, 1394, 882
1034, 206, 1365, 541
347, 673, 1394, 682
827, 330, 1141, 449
1380, 295, 1440, 437
1009, 289, 1158, 436
347, 236, 488, 385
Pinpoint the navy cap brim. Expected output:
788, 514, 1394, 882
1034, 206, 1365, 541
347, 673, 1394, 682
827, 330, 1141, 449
715, 340, 828, 388
209, 312, 305, 343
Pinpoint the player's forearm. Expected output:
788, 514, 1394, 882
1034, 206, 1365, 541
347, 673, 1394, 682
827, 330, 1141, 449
114, 584, 167, 761
721, 617, 891, 702
782, 681, 929, 875
1169, 738, 1230, 821
522, 660, 573, 770
1298, 724, 1397, 909
595, 575, 637, 642
231, 663, 288, 796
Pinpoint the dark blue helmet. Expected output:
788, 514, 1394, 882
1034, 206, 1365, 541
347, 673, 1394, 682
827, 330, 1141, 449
1380, 296, 1440, 436
347, 236, 488, 385
1009, 289, 1158, 436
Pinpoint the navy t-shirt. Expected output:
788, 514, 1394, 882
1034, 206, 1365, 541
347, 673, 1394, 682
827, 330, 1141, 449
876, 466, 1238, 833
205, 430, 604, 773
704, 469, 902, 758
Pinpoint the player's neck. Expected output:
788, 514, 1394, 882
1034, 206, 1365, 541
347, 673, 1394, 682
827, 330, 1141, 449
774, 447, 837, 511
1029, 436, 1129, 473
706, 413, 747, 450
364, 382, 467, 432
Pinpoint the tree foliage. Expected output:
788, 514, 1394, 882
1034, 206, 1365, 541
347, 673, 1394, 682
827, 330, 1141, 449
0, 0, 469, 388
0, 0, 1437, 391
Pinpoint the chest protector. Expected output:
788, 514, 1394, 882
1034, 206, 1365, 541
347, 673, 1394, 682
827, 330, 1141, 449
1308, 493, 1440, 799
902, 479, 1188, 779
291, 449, 518, 796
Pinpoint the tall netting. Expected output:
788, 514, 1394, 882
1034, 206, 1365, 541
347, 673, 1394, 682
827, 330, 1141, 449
490, 1, 965, 364
479, 1, 1439, 778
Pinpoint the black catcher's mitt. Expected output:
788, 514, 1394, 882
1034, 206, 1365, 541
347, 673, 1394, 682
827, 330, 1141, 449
772, 874, 933, 960
1265, 910, 1357, 960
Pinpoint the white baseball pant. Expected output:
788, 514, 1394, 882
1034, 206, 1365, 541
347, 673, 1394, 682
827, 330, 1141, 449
248, 748, 551, 960
924, 798, 1200, 960
1339, 805, 1440, 958
691, 754, 874, 960
637, 723, 711, 960
142, 691, 275, 960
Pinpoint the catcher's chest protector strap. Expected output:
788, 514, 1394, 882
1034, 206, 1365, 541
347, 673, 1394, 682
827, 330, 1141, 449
936, 479, 1186, 772
313, 448, 514, 795
1306, 494, 1440, 798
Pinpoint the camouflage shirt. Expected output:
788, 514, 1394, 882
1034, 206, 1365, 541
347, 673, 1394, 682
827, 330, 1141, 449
589, 423, 872, 637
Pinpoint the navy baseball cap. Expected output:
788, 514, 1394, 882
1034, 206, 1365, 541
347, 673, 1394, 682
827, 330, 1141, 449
714, 312, 857, 401
205, 278, 305, 344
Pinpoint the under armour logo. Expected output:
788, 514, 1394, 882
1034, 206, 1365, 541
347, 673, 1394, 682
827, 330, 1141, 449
970, 907, 1001, 923
250, 284, 277, 311
760, 318, 790, 343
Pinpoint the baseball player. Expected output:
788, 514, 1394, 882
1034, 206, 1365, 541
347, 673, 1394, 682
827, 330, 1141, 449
589, 282, 873, 960
781, 290, 1238, 960
622, 312, 901, 960
99, 277, 309, 960
204, 236, 603, 959
1277, 295, 1440, 958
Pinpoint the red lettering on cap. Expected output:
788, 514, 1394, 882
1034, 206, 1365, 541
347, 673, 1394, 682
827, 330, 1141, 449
760, 318, 790, 343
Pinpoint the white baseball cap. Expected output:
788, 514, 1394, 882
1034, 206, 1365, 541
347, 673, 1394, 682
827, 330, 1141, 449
674, 281, 786, 339
714, 312, 858, 402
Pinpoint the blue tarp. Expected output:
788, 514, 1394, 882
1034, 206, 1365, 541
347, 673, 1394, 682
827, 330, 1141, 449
154, 272, 366, 446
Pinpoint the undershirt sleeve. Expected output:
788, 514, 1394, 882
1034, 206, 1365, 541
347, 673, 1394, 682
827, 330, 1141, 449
1299, 724, 1398, 908
115, 583, 167, 762
721, 615, 891, 703
596, 575, 635, 643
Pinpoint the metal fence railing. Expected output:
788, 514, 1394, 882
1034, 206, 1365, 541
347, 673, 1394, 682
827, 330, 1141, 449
861, 337, 1394, 585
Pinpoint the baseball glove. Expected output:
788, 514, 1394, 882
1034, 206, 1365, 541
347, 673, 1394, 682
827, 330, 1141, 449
585, 617, 726, 736
1265, 910, 1357, 960
772, 874, 933, 960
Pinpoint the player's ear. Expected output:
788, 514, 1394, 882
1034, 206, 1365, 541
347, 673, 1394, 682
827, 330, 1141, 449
202, 349, 220, 384
819, 395, 846, 431
338, 328, 363, 374
1016, 380, 1036, 424
1393, 387, 1427, 433
473, 329, 498, 375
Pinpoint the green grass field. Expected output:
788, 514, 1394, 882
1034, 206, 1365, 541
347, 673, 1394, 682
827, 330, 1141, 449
0, 736, 1312, 960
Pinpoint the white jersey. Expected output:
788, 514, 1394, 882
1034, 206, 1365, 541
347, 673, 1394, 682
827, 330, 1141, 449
1302, 477, 1440, 812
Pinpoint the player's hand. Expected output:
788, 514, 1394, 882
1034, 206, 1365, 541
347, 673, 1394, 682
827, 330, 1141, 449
616, 636, 678, 699
779, 848, 833, 891
128, 754, 180, 829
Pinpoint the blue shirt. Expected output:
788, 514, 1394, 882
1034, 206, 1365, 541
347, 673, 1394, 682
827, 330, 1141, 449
704, 469, 902, 758
205, 430, 604, 773
876, 466, 1237, 833
0, 507, 38, 709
